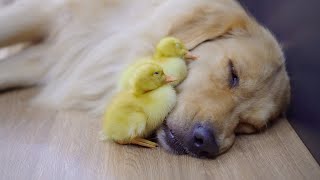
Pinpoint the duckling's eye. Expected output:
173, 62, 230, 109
229, 60, 239, 88
154, 72, 160, 75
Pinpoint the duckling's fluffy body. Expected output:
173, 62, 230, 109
102, 63, 176, 144
155, 57, 187, 87
103, 85, 176, 141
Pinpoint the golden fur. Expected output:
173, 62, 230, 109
0, 0, 290, 156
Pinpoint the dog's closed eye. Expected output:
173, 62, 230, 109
229, 60, 239, 88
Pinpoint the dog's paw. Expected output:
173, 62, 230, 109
235, 123, 258, 134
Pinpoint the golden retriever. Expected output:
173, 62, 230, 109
0, 0, 290, 158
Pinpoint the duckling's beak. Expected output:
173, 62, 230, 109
184, 51, 198, 60
165, 76, 177, 83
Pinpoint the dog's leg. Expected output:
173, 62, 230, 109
0, 1, 52, 47
0, 44, 49, 90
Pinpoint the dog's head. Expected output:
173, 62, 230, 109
156, 0, 290, 158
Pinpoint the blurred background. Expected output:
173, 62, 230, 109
240, 0, 320, 163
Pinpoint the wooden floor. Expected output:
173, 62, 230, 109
0, 88, 319, 180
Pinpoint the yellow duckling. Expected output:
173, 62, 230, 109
153, 37, 197, 86
119, 37, 197, 90
101, 62, 176, 148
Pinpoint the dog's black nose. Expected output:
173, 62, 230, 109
187, 124, 219, 158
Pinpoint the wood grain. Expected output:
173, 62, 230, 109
0, 88, 319, 180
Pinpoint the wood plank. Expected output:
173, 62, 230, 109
0, 88, 319, 180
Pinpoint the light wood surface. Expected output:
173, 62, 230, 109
0, 88, 319, 180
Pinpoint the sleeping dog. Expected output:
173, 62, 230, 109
0, 0, 290, 158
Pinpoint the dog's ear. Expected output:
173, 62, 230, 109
168, 2, 250, 49
238, 81, 290, 130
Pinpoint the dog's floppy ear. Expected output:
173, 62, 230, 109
168, 2, 250, 49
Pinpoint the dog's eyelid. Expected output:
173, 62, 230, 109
229, 59, 239, 88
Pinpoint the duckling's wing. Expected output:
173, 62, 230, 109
103, 106, 147, 142
126, 111, 148, 138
